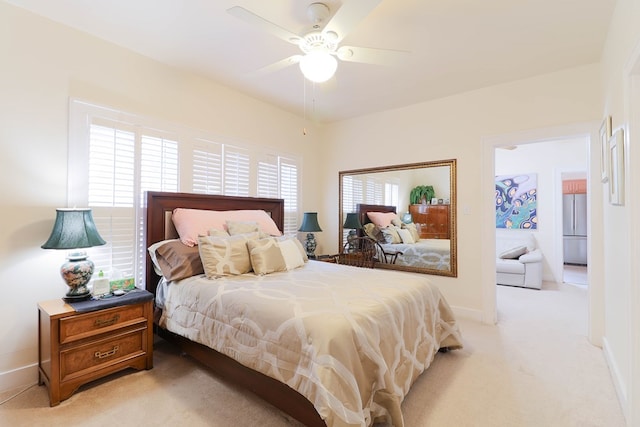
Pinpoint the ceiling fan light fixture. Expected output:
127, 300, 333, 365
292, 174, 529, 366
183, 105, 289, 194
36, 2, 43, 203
299, 50, 337, 83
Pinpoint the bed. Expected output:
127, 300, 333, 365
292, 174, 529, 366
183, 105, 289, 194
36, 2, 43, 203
145, 191, 463, 427
356, 204, 451, 272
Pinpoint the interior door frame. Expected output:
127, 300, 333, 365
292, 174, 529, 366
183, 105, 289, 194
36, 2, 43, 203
481, 122, 604, 345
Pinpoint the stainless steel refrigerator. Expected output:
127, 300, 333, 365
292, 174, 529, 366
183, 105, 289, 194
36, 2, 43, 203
563, 194, 587, 265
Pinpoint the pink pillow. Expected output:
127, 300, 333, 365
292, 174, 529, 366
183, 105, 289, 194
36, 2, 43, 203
366, 211, 399, 228
172, 208, 282, 246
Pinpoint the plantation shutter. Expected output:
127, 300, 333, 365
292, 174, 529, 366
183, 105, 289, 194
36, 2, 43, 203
192, 140, 223, 194
87, 123, 136, 280
279, 157, 299, 236
257, 153, 279, 199
223, 145, 250, 196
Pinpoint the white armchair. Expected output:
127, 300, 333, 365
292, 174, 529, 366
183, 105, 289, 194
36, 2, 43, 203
496, 234, 543, 289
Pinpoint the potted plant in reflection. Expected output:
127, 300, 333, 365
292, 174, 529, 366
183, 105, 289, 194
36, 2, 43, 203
409, 185, 435, 205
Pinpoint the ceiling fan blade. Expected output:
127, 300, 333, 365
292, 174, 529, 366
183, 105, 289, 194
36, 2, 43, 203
227, 6, 302, 45
247, 55, 302, 78
337, 45, 409, 66
322, 0, 383, 43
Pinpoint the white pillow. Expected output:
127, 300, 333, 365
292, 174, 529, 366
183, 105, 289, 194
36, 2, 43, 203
277, 235, 309, 262
397, 228, 415, 244
499, 245, 528, 259
279, 239, 305, 270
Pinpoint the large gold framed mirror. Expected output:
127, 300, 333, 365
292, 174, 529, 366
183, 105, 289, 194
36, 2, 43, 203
339, 159, 457, 277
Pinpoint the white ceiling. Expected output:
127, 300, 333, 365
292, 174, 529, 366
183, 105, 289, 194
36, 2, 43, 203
7, 0, 616, 123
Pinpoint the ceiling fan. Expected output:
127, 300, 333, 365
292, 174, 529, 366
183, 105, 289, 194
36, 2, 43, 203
227, 1, 408, 83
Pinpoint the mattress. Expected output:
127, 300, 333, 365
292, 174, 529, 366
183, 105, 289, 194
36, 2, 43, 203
159, 260, 462, 427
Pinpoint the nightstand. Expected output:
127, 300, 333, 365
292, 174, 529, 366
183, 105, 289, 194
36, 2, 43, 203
38, 292, 154, 406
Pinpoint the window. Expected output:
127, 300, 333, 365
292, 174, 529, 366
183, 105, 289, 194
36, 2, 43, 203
69, 100, 300, 288
384, 182, 399, 211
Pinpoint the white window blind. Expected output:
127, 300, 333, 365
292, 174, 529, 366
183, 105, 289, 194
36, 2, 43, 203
223, 145, 250, 196
69, 100, 302, 288
384, 183, 399, 210
341, 175, 364, 243
280, 157, 299, 236
192, 140, 223, 194
365, 178, 383, 204
257, 153, 279, 199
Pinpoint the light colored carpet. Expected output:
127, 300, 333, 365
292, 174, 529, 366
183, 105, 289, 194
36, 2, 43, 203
0, 282, 625, 426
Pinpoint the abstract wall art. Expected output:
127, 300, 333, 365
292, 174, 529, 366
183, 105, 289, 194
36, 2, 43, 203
495, 173, 538, 229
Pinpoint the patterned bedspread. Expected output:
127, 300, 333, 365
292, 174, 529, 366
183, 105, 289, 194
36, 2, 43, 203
159, 261, 462, 427
381, 239, 451, 271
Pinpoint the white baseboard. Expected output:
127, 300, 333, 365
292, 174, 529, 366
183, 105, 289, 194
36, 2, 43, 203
0, 363, 38, 394
602, 337, 628, 422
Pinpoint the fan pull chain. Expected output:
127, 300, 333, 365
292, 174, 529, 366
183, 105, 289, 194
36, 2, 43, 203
303, 77, 307, 136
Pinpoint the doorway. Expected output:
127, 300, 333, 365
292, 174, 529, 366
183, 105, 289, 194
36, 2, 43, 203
495, 137, 588, 285
482, 122, 604, 344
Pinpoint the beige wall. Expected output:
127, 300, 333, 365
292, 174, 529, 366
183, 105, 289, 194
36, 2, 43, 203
599, 0, 640, 422
321, 65, 602, 318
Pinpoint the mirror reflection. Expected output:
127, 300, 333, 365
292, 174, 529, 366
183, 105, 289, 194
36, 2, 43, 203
339, 160, 457, 277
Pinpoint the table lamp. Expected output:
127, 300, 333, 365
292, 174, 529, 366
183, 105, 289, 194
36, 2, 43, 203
343, 213, 362, 253
298, 212, 322, 258
41, 208, 106, 302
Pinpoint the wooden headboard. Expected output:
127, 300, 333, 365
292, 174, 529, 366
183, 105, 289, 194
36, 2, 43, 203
144, 191, 285, 295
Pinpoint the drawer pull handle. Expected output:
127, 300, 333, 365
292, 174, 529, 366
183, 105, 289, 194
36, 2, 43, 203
94, 314, 120, 327
95, 346, 119, 359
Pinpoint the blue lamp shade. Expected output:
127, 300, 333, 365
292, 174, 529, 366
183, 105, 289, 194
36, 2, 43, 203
298, 212, 322, 233
42, 208, 106, 301
343, 213, 362, 230
298, 212, 322, 258
343, 213, 363, 253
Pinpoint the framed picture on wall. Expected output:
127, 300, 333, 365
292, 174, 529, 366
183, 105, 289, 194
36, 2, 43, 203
609, 128, 624, 205
600, 116, 612, 183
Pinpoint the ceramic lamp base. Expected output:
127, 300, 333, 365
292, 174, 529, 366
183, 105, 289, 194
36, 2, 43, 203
347, 230, 358, 253
304, 233, 317, 258
61, 251, 94, 302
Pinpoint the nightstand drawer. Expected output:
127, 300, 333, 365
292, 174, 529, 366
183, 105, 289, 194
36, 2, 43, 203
60, 327, 147, 381
59, 304, 147, 344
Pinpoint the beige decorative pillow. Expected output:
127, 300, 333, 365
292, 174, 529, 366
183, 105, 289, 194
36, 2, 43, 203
381, 226, 402, 244
208, 229, 230, 238
226, 220, 259, 235
363, 223, 385, 243
248, 237, 305, 275
402, 222, 421, 242
397, 228, 415, 244
197, 234, 255, 278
